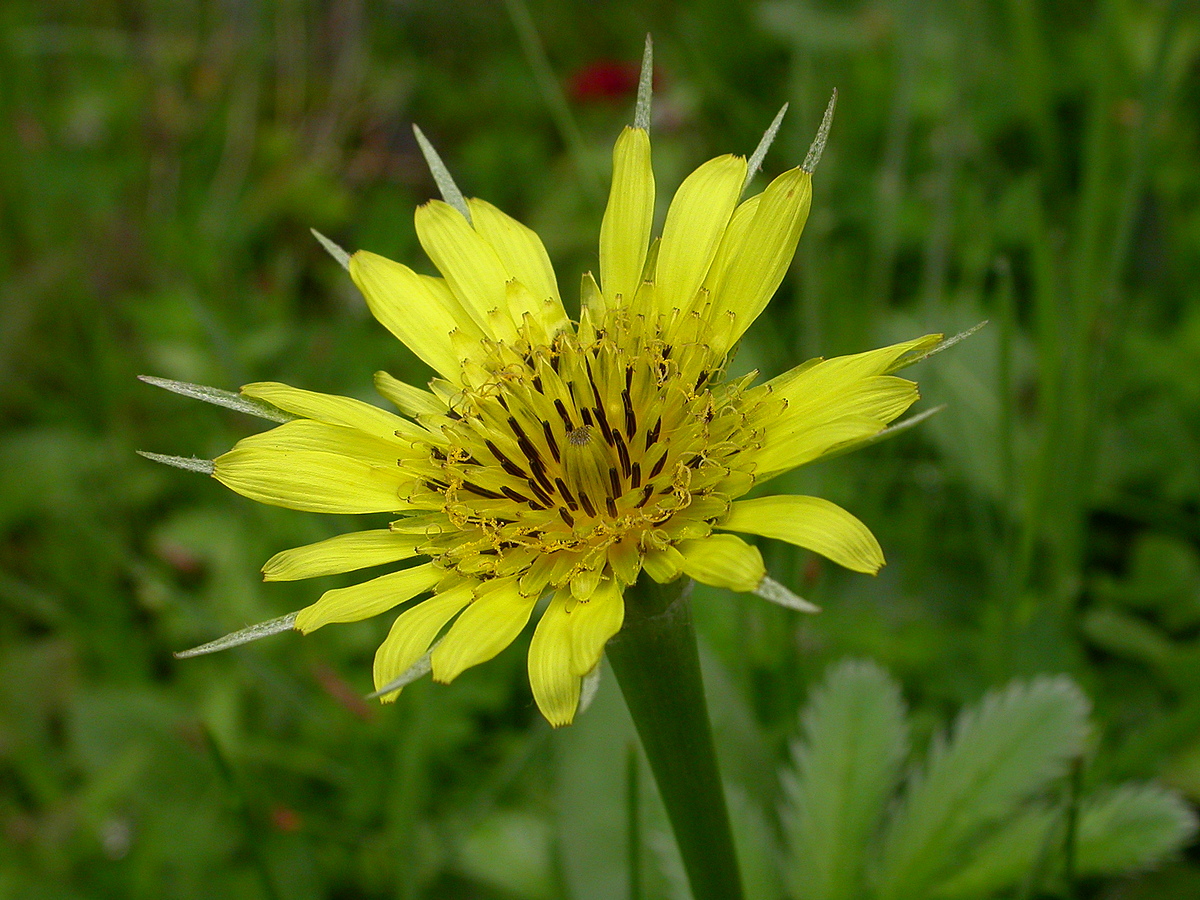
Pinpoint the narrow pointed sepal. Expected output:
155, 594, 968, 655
367, 650, 433, 701
137, 451, 216, 475
311, 229, 351, 270
745, 103, 789, 190
138, 376, 296, 423
578, 662, 602, 715
634, 34, 653, 130
818, 405, 946, 463
413, 124, 471, 223
755, 575, 821, 613
886, 321, 987, 372
802, 89, 837, 174
174, 611, 299, 659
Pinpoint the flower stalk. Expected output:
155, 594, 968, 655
607, 575, 743, 900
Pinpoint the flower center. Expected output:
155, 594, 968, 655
400, 308, 778, 592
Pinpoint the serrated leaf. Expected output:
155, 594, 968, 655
1077, 784, 1198, 876
782, 660, 908, 900
931, 802, 1058, 898
875, 677, 1090, 900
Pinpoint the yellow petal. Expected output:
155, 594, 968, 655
262, 529, 421, 582
654, 154, 747, 317
706, 168, 812, 348
527, 590, 580, 727
240, 382, 416, 442
607, 537, 643, 586
754, 415, 889, 476
720, 495, 884, 574
294, 562, 441, 633
764, 335, 941, 398
229, 418, 415, 468
779, 375, 918, 425
373, 582, 474, 701
373, 371, 446, 417
349, 250, 483, 380
569, 578, 625, 676
415, 199, 515, 337
642, 545, 685, 583
702, 193, 760, 298
599, 126, 655, 310
754, 376, 919, 475
214, 445, 408, 514
467, 198, 568, 332
678, 534, 765, 592
430, 577, 536, 683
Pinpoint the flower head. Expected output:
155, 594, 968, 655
152, 75, 940, 726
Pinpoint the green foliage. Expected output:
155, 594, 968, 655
780, 662, 1196, 900
783, 660, 908, 900
876, 677, 1090, 899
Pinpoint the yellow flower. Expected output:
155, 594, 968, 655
152, 95, 941, 727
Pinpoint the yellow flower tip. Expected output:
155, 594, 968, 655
293, 607, 321, 635
346, 247, 369, 276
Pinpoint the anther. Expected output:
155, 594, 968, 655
554, 477, 578, 510
501, 486, 532, 505
649, 452, 668, 480
542, 421, 561, 461
507, 415, 531, 443
622, 389, 636, 438
527, 454, 556, 495
630, 461, 642, 489
645, 418, 661, 448
593, 404, 615, 446
485, 440, 524, 476
578, 492, 597, 518
608, 467, 622, 498
554, 398, 573, 429
527, 479, 554, 508
558, 507, 575, 527
613, 432, 632, 478
463, 482, 504, 499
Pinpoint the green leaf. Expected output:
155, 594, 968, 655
1076, 784, 1198, 876
930, 802, 1058, 898
781, 660, 908, 900
875, 677, 1089, 900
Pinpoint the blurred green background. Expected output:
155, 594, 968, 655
2, 0, 1198, 897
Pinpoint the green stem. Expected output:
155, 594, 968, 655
607, 575, 744, 900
